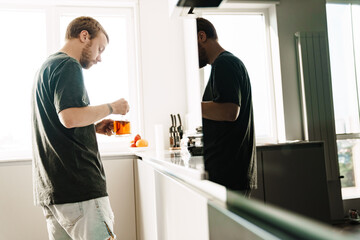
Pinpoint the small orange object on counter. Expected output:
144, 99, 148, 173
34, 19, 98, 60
130, 134, 148, 147
136, 139, 148, 147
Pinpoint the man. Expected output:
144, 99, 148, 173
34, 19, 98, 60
31, 16, 128, 239
197, 17, 257, 195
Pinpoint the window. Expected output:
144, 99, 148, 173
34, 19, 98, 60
327, 1, 360, 199
198, 9, 283, 144
0, 3, 139, 160
0, 8, 47, 160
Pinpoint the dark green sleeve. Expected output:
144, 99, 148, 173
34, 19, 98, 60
53, 60, 90, 113
212, 59, 242, 106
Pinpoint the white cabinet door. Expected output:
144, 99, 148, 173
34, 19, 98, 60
135, 159, 210, 240
103, 158, 137, 240
134, 159, 158, 240
154, 170, 209, 240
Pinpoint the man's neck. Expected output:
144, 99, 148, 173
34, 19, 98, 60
59, 40, 82, 62
207, 41, 225, 65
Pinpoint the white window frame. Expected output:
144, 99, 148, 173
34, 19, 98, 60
0, 0, 142, 160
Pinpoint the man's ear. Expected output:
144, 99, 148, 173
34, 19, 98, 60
198, 31, 207, 42
79, 30, 90, 43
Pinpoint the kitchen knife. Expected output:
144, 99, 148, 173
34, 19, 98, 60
177, 114, 183, 139
172, 114, 180, 147
170, 114, 175, 147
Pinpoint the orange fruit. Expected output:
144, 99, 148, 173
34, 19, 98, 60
136, 139, 148, 147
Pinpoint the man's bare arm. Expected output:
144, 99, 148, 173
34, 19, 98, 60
201, 101, 240, 122
59, 98, 129, 128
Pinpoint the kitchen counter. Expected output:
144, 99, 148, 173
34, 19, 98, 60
133, 141, 328, 206
133, 144, 356, 240
135, 149, 227, 202
134, 141, 322, 181
135, 149, 207, 179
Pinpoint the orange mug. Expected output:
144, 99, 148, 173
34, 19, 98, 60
113, 120, 131, 136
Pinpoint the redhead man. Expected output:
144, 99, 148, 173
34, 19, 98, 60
31, 16, 128, 239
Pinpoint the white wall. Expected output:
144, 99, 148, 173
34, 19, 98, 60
138, 0, 188, 149
275, 0, 328, 140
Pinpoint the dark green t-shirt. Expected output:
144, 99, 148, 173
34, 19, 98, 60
31, 52, 107, 205
202, 51, 257, 190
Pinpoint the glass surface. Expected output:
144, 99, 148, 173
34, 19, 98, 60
327, 3, 360, 134
201, 14, 275, 140
352, 4, 360, 129
337, 139, 356, 188
0, 9, 47, 159
337, 139, 360, 199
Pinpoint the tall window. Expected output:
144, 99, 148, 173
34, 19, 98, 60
327, 2, 360, 199
0, 9, 47, 160
0, 4, 139, 160
199, 11, 280, 143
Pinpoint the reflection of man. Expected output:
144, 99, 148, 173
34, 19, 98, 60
31, 16, 129, 239
197, 17, 256, 195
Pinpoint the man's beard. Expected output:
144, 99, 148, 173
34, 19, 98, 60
198, 44, 208, 69
80, 41, 93, 69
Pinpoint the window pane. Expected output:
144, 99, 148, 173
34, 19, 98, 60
337, 139, 360, 199
60, 13, 132, 144
351, 4, 360, 129
202, 14, 275, 140
327, 4, 360, 134
337, 140, 356, 188
0, 9, 46, 159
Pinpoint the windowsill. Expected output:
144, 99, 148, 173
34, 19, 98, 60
342, 187, 360, 200
0, 136, 138, 164
0, 150, 137, 165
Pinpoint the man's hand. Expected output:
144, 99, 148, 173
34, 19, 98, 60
95, 119, 114, 136
110, 98, 130, 115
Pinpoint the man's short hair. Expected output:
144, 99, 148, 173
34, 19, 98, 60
196, 17, 218, 40
65, 16, 109, 43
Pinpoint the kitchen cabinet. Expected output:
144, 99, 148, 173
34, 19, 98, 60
251, 142, 331, 223
134, 159, 158, 240
134, 158, 209, 240
102, 158, 137, 240
0, 157, 137, 240
154, 170, 209, 240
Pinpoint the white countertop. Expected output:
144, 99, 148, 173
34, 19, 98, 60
135, 149, 207, 179
134, 149, 227, 202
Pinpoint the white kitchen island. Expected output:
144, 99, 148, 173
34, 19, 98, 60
134, 150, 225, 240
131, 148, 356, 240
